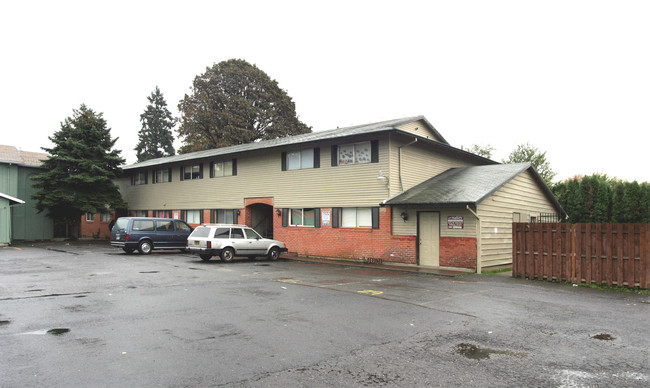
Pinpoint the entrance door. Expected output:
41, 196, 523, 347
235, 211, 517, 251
418, 212, 440, 266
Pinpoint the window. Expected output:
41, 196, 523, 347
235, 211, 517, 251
175, 221, 192, 232
332, 207, 380, 229
155, 210, 171, 218
85, 212, 95, 222
214, 228, 230, 239
153, 168, 171, 183
100, 213, 112, 222
210, 160, 234, 177
183, 210, 202, 224
231, 228, 244, 239
282, 148, 319, 171
135, 210, 148, 217
341, 208, 372, 227
290, 208, 316, 227
132, 220, 154, 231
245, 228, 262, 240
156, 220, 174, 231
212, 209, 238, 224
132, 171, 148, 185
332, 141, 378, 166
181, 164, 202, 180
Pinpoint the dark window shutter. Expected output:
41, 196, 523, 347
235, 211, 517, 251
282, 208, 288, 227
181, 210, 186, 221
313, 148, 320, 169
232, 209, 238, 223
371, 140, 379, 163
144, 171, 148, 184
332, 208, 340, 228
314, 208, 321, 228
152, 170, 156, 184
331, 146, 338, 167
209, 162, 214, 178
168, 168, 172, 182
281, 152, 287, 171
131, 174, 135, 185
199, 163, 204, 179
180, 166, 185, 181
372, 207, 380, 229
232, 159, 237, 176
200, 211, 204, 224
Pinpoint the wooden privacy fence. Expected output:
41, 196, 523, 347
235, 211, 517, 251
512, 223, 649, 289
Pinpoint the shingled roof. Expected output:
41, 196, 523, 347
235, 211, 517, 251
123, 115, 449, 170
384, 163, 564, 215
0, 145, 47, 168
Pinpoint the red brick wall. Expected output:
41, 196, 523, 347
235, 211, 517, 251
274, 207, 417, 264
80, 213, 113, 239
439, 236, 477, 269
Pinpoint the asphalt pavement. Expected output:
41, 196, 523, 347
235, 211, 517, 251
0, 241, 648, 387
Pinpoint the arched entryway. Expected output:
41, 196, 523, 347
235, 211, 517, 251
247, 203, 274, 238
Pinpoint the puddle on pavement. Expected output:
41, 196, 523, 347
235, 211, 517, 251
592, 333, 615, 340
0, 320, 11, 326
47, 328, 70, 336
139, 271, 159, 274
254, 263, 270, 267
455, 343, 527, 360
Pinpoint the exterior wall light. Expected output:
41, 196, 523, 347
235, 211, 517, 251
400, 212, 408, 222
276, 209, 282, 217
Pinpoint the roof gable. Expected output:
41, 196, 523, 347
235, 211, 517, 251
384, 163, 563, 214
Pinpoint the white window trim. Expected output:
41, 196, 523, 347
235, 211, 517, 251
289, 208, 316, 227
212, 160, 233, 177
341, 207, 372, 228
287, 148, 314, 170
133, 171, 147, 185
339, 141, 371, 165
155, 169, 170, 183
85, 212, 95, 222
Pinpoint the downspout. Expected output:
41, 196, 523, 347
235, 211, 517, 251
398, 138, 418, 192
466, 204, 482, 274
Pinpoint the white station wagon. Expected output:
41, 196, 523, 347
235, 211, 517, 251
187, 224, 288, 262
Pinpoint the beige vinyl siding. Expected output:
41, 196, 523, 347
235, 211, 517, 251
477, 170, 558, 268
396, 120, 445, 142
119, 136, 392, 211
388, 134, 475, 195
392, 206, 477, 238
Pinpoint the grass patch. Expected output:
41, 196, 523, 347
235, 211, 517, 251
483, 267, 512, 275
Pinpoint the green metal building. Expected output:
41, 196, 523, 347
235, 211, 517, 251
0, 145, 53, 243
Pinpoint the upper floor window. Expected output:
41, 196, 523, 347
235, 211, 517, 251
132, 171, 148, 185
282, 148, 320, 171
181, 164, 203, 180
85, 212, 95, 222
210, 159, 236, 178
331, 140, 378, 166
153, 168, 172, 183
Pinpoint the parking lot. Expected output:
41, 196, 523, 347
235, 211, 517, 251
1, 241, 648, 387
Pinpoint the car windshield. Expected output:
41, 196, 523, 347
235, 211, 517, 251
114, 218, 130, 231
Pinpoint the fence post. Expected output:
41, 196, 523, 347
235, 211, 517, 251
571, 224, 577, 284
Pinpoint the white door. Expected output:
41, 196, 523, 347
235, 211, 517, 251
418, 212, 440, 266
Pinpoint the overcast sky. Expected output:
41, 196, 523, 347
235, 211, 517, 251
2, 0, 648, 183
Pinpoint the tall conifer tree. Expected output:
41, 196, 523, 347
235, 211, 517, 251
135, 86, 176, 162
32, 105, 125, 237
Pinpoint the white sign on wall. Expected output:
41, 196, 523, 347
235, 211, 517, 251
322, 210, 331, 226
447, 216, 464, 229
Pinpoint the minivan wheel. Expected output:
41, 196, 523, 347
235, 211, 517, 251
220, 247, 235, 262
122, 247, 135, 254
267, 247, 280, 261
138, 240, 153, 255
200, 254, 212, 261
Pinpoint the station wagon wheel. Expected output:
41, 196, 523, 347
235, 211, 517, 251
220, 247, 235, 262
199, 254, 212, 261
138, 240, 153, 255
122, 247, 135, 254
267, 247, 280, 261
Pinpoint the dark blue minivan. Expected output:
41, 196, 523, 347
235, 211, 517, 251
110, 217, 193, 254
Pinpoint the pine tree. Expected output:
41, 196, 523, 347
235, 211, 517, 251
32, 104, 125, 237
135, 86, 175, 162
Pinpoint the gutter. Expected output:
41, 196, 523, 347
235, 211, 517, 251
466, 204, 482, 274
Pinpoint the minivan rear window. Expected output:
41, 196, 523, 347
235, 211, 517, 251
133, 220, 155, 231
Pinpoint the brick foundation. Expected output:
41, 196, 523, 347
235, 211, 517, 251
439, 236, 477, 269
